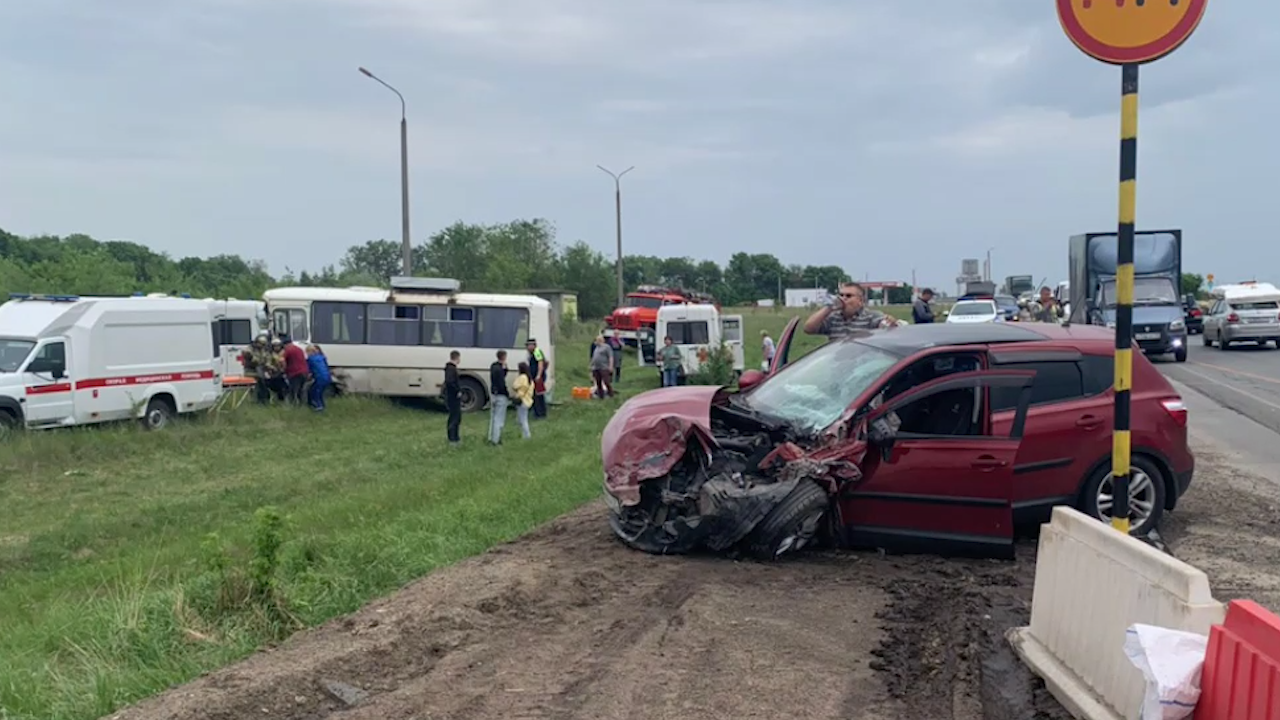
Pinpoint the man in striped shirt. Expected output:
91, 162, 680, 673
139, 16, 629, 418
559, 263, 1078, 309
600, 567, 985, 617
804, 281, 899, 340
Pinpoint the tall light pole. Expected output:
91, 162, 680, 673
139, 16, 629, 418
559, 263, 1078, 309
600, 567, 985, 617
359, 67, 412, 277
597, 165, 634, 309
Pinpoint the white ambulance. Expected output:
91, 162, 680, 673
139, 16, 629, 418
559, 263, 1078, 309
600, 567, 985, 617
0, 294, 223, 437
649, 304, 745, 382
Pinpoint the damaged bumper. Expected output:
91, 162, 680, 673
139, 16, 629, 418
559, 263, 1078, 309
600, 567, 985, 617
601, 390, 865, 558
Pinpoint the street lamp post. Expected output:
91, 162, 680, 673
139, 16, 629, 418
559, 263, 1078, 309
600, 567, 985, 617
359, 67, 412, 277
597, 165, 634, 309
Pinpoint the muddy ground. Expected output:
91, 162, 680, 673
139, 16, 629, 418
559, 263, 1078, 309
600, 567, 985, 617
109, 432, 1280, 720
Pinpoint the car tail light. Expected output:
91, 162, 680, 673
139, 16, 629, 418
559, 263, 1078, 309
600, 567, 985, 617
1160, 398, 1188, 427
1191, 308, 1202, 317
1227, 312, 1241, 323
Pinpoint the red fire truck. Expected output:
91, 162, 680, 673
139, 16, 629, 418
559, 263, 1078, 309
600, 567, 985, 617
603, 286, 717, 350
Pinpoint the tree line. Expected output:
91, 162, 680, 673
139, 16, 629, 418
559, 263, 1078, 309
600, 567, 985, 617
1, 221, 883, 319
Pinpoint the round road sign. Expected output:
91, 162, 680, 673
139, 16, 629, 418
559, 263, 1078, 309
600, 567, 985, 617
1057, 0, 1208, 65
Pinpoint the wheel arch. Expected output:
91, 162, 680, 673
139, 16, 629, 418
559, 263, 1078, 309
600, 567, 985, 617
0, 396, 23, 424
1075, 446, 1177, 511
457, 373, 489, 411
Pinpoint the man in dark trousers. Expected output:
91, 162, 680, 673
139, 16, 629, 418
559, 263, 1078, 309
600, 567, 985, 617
280, 335, 309, 404
526, 338, 548, 419
444, 350, 462, 446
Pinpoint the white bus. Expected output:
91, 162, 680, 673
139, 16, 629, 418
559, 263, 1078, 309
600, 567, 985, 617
263, 278, 553, 412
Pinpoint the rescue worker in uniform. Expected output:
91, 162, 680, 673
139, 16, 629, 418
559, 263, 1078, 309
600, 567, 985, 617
264, 338, 288, 402
244, 334, 275, 404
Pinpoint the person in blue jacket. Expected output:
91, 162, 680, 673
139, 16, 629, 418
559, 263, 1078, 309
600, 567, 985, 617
305, 344, 332, 411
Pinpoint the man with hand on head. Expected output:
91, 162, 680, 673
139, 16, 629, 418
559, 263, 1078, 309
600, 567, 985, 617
804, 281, 899, 340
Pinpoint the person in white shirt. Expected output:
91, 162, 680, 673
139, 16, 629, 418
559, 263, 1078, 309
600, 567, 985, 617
761, 330, 776, 371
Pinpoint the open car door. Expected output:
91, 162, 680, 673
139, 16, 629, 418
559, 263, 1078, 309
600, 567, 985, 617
768, 317, 800, 374
838, 369, 1035, 560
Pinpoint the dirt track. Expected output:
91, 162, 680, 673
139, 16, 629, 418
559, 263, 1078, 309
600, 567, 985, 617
108, 502, 1066, 720
108, 434, 1280, 720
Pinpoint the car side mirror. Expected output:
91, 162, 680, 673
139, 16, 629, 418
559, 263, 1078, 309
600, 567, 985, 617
868, 416, 897, 445
27, 361, 64, 378
738, 369, 766, 390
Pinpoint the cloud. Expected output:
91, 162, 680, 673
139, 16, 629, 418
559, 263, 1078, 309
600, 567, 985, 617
317, 0, 861, 68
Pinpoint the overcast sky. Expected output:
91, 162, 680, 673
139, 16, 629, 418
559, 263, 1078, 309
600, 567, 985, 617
0, 0, 1273, 292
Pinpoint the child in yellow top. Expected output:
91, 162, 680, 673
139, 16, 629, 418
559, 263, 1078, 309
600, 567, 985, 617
511, 362, 534, 439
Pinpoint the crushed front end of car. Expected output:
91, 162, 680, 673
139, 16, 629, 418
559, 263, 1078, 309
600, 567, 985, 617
601, 386, 866, 559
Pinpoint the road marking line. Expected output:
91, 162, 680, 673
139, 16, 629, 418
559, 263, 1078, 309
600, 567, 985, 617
1176, 365, 1280, 413
1190, 359, 1280, 386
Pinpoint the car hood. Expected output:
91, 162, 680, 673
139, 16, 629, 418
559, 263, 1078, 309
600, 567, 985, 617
601, 385, 724, 506
1100, 305, 1182, 325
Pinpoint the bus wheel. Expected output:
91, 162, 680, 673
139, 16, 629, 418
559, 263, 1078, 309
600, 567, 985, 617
458, 377, 487, 413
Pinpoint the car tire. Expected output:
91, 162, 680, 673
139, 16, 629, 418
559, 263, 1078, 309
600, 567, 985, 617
744, 480, 830, 560
1220, 337, 1231, 350
0, 410, 18, 440
1174, 346, 1187, 363
458, 377, 487, 413
1079, 454, 1167, 537
1202, 332, 1213, 347
141, 396, 175, 431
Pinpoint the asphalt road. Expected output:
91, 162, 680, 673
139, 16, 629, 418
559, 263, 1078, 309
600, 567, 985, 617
1155, 338, 1280, 482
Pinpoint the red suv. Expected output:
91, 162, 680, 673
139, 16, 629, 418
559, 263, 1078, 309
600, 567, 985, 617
601, 319, 1193, 560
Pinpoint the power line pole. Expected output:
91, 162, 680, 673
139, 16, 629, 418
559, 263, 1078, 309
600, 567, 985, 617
359, 67, 412, 276
597, 165, 634, 308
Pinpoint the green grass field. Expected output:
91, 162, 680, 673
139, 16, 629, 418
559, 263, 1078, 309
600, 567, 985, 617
0, 304, 911, 720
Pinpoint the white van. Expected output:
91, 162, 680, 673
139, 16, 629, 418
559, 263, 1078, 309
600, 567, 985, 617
651, 304, 745, 381
0, 295, 223, 436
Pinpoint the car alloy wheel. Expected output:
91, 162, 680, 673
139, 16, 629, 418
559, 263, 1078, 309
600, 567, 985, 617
1095, 467, 1158, 528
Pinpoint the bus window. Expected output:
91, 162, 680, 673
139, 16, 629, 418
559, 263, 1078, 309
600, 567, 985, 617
312, 302, 362, 344
369, 304, 422, 346
273, 308, 310, 342
477, 307, 529, 348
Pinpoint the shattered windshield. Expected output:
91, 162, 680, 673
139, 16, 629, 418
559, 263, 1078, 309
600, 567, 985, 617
742, 340, 898, 433
0, 339, 35, 373
1099, 277, 1178, 306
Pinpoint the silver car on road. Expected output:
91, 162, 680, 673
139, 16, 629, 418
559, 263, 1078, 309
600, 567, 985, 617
1203, 286, 1280, 349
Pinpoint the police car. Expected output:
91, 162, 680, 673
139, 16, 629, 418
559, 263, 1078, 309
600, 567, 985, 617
944, 297, 1003, 324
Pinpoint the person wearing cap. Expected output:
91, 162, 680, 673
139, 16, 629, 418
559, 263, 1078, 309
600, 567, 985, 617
265, 337, 288, 402
243, 334, 272, 404
912, 288, 936, 324
526, 338, 548, 418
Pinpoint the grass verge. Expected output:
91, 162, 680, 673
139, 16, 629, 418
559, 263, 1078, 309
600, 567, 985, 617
0, 304, 894, 720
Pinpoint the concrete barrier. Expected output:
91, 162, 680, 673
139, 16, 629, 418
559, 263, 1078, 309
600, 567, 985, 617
1008, 507, 1226, 720
1194, 599, 1280, 720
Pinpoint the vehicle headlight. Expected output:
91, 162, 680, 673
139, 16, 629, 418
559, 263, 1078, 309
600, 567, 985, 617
1169, 319, 1185, 331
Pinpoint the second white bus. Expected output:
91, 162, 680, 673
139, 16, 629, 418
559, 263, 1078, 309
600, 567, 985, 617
263, 278, 553, 412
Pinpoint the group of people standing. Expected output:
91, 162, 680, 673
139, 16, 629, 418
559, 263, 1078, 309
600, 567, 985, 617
442, 338, 549, 447
241, 334, 332, 411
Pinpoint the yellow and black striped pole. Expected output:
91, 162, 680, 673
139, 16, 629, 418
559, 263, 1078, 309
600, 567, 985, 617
1111, 62, 1139, 534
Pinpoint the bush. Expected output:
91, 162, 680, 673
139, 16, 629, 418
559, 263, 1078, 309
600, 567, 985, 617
689, 343, 737, 386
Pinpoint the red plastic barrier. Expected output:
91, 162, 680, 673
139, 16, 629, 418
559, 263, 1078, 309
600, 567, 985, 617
1194, 600, 1280, 720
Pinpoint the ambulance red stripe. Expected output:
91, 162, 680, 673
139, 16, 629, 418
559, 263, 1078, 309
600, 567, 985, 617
75, 370, 216, 390
25, 383, 73, 395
